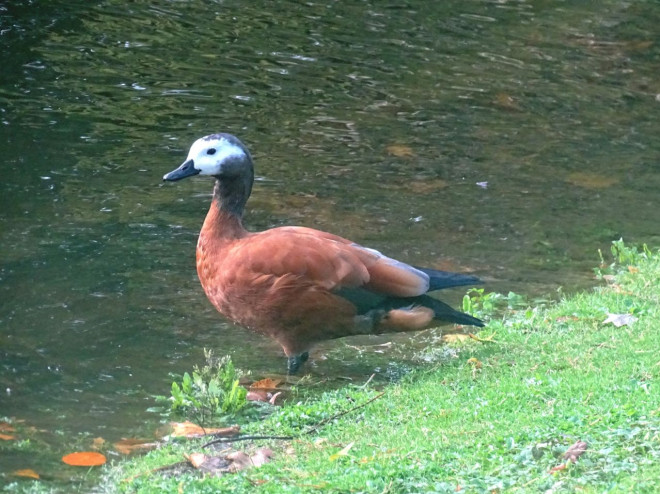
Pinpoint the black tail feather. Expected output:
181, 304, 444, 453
418, 295, 484, 327
414, 266, 482, 291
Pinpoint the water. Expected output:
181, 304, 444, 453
1, 0, 659, 487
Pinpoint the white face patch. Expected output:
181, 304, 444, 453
187, 136, 247, 176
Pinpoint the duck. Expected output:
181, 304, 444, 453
163, 133, 484, 373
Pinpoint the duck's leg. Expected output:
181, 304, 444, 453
286, 351, 309, 374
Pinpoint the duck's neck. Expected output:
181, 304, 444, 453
214, 175, 252, 217
205, 176, 253, 239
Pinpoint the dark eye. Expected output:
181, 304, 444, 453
206, 148, 216, 155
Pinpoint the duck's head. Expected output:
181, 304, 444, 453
163, 133, 253, 182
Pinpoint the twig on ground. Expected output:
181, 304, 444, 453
203, 390, 386, 448
304, 391, 385, 436
202, 434, 294, 449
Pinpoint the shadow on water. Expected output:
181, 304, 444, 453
1, 0, 659, 487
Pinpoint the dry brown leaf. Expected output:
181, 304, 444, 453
246, 390, 269, 402
13, 469, 40, 479
226, 451, 251, 472
169, 421, 240, 438
386, 144, 415, 157
442, 334, 470, 344
467, 357, 483, 369
406, 179, 449, 194
226, 448, 273, 472
114, 438, 159, 455
250, 378, 282, 390
62, 451, 107, 467
549, 440, 588, 473
626, 40, 653, 51
250, 448, 273, 468
493, 92, 520, 110
0, 433, 16, 441
563, 440, 588, 462
566, 172, 618, 189
247, 389, 285, 405
186, 452, 208, 469
0, 422, 15, 433
92, 437, 106, 450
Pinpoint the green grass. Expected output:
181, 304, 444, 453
94, 243, 660, 492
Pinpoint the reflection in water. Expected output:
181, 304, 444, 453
1, 0, 659, 485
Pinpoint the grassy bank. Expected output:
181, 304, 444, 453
96, 243, 660, 492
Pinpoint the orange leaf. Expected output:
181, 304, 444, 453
61, 451, 107, 467
549, 463, 567, 473
13, 469, 40, 479
250, 378, 282, 390
0, 433, 16, 441
0, 422, 16, 432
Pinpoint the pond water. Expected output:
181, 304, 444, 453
1, 0, 659, 487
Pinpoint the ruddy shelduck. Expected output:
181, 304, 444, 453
164, 133, 484, 373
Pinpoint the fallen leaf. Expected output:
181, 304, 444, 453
386, 144, 415, 157
329, 441, 354, 461
566, 172, 618, 189
442, 334, 471, 343
625, 40, 653, 51
226, 451, 251, 472
0, 433, 16, 441
493, 92, 520, 110
406, 179, 449, 194
226, 448, 273, 472
198, 455, 233, 475
563, 440, 588, 462
92, 437, 106, 450
186, 452, 208, 469
549, 440, 588, 473
247, 389, 285, 405
249, 378, 282, 390
250, 448, 273, 468
247, 390, 269, 402
61, 451, 107, 467
603, 313, 638, 327
467, 357, 483, 369
13, 469, 40, 479
114, 438, 159, 455
0, 422, 15, 433
627, 266, 639, 274
169, 421, 240, 438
